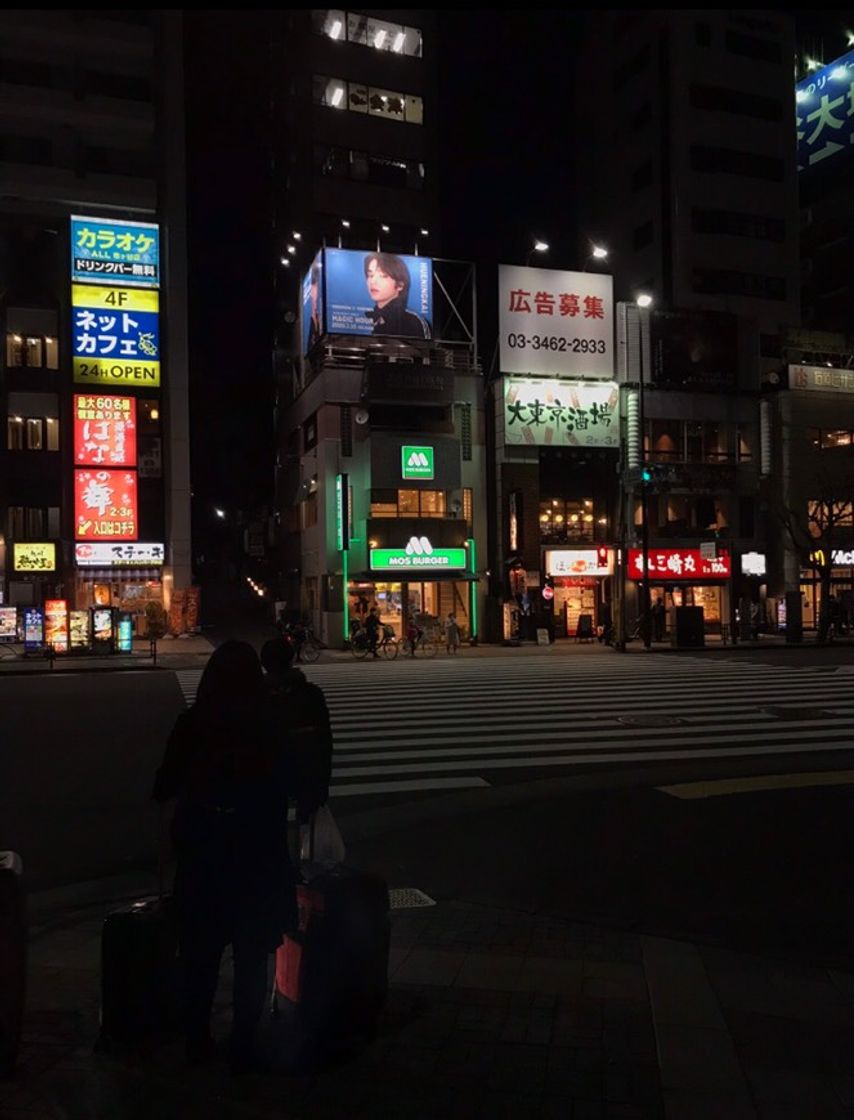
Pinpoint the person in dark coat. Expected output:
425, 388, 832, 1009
363, 253, 431, 339
153, 640, 296, 1073
260, 637, 333, 825
364, 607, 381, 658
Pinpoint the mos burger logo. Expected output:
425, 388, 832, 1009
405, 536, 433, 556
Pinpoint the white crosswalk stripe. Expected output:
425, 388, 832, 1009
172, 655, 854, 801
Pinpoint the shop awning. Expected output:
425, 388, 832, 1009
349, 571, 480, 583
77, 568, 162, 581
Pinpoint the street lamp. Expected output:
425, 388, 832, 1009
636, 293, 653, 650
526, 240, 549, 266
591, 245, 608, 260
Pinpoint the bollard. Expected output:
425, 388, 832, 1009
47, 643, 56, 670
150, 638, 157, 666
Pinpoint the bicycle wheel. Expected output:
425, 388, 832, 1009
419, 639, 437, 659
351, 633, 369, 660
301, 638, 321, 663
381, 638, 399, 660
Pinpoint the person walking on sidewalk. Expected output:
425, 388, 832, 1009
364, 607, 381, 659
444, 612, 461, 655
260, 637, 333, 826
153, 640, 297, 1073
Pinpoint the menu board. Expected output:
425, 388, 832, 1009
0, 608, 17, 641
44, 600, 69, 653
69, 610, 91, 650
93, 608, 114, 646
23, 607, 44, 651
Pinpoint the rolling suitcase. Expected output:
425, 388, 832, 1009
0, 852, 26, 1077
98, 893, 179, 1049
273, 862, 390, 1064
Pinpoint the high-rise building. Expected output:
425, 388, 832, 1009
575, 10, 800, 641
0, 10, 190, 642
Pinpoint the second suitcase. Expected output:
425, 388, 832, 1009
274, 864, 390, 1062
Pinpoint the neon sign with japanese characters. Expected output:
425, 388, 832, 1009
628, 549, 731, 580
13, 543, 56, 573
75, 542, 164, 568
70, 215, 160, 287
74, 395, 137, 467
796, 50, 854, 173
504, 378, 619, 448
498, 265, 613, 378
74, 470, 138, 541
71, 284, 160, 386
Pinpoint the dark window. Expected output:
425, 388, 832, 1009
0, 134, 52, 166
633, 220, 654, 249
690, 145, 783, 182
85, 70, 152, 101
690, 84, 782, 122
315, 145, 424, 190
739, 496, 755, 538
691, 208, 784, 242
759, 333, 781, 358
692, 268, 787, 301
460, 403, 472, 461
614, 42, 651, 89
631, 160, 652, 191
0, 58, 55, 87
84, 145, 154, 177
725, 30, 781, 63
695, 22, 712, 46
303, 413, 318, 451
630, 102, 652, 130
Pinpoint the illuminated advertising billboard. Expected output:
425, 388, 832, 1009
503, 377, 619, 448
302, 249, 324, 356
545, 548, 614, 578
75, 470, 138, 540
13, 543, 56, 573
72, 284, 160, 387
75, 542, 164, 567
74, 394, 137, 466
0, 608, 17, 641
628, 548, 731, 580
796, 50, 854, 172
23, 607, 44, 651
498, 265, 613, 378
45, 600, 69, 654
70, 215, 160, 287
323, 248, 432, 340
370, 535, 466, 571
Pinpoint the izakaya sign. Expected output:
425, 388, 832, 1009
72, 284, 160, 386
628, 549, 731, 580
370, 536, 467, 571
545, 548, 613, 577
401, 445, 434, 479
74, 470, 138, 540
75, 542, 164, 567
504, 378, 619, 448
74, 395, 137, 466
13, 543, 56, 573
70, 215, 160, 287
498, 265, 613, 379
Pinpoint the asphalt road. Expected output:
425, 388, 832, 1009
1, 670, 185, 891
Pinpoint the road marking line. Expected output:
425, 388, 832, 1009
657, 770, 854, 799
330, 777, 489, 797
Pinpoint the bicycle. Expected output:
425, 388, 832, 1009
351, 624, 399, 660
401, 628, 437, 659
279, 620, 322, 663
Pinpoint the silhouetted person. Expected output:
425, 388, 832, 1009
153, 641, 296, 1073
651, 597, 666, 642
260, 638, 333, 825
364, 607, 381, 658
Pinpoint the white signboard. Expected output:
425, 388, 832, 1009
545, 549, 614, 577
789, 365, 854, 393
740, 552, 767, 577
504, 378, 619, 448
498, 265, 613, 378
75, 542, 165, 567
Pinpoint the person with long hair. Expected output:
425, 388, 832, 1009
363, 252, 431, 339
153, 640, 296, 1073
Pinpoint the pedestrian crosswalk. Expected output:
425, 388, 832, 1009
173, 656, 854, 802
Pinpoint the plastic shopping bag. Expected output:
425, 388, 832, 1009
299, 805, 346, 867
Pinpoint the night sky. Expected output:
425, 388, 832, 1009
182, 9, 848, 553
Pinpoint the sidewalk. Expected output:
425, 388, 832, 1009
0, 635, 214, 674
6, 878, 854, 1118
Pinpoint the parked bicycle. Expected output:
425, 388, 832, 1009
351, 623, 399, 660
278, 619, 322, 663
401, 626, 437, 659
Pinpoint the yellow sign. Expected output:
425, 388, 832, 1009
14, 542, 56, 573
73, 358, 160, 386
71, 284, 159, 313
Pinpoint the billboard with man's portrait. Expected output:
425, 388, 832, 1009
323, 248, 432, 341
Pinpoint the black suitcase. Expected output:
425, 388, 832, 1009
273, 864, 390, 1064
0, 852, 26, 1077
98, 894, 179, 1049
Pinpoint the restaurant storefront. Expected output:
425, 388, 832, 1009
544, 547, 614, 639
73, 542, 165, 635
628, 547, 732, 636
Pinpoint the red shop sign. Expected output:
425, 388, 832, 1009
628, 548, 730, 580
